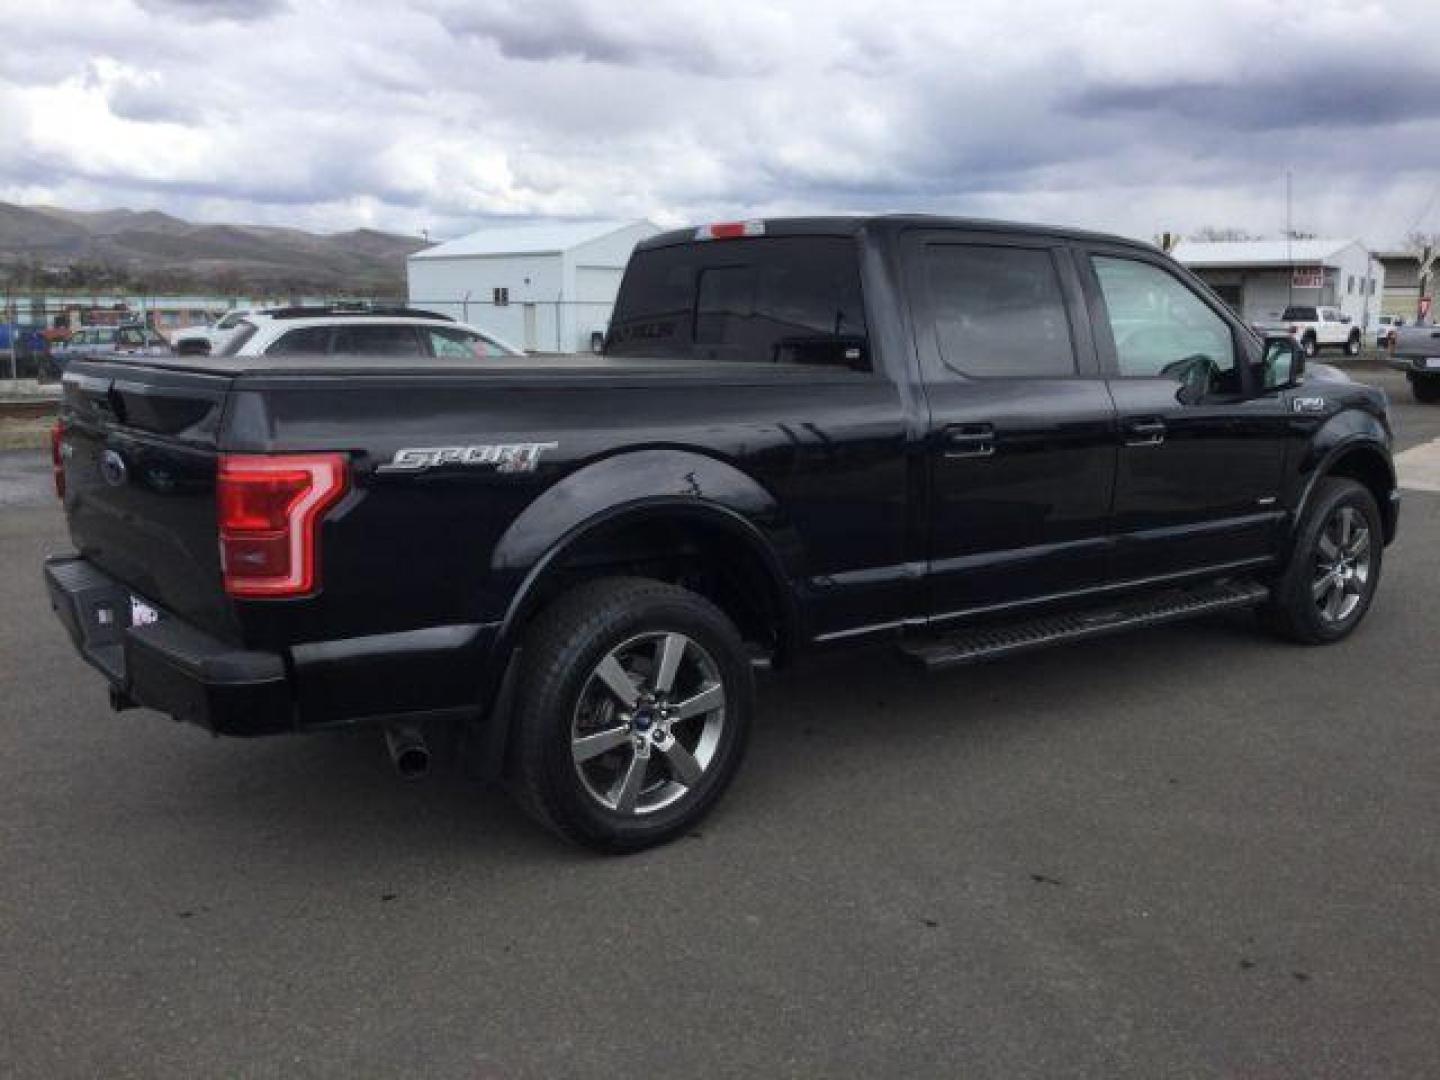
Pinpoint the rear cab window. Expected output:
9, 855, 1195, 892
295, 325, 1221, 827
1282, 307, 1318, 322
606, 235, 869, 371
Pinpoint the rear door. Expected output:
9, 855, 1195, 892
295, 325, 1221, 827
1077, 246, 1288, 582
60, 360, 238, 638
902, 229, 1117, 619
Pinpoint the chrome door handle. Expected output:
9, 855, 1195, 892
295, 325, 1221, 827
944, 424, 996, 459
1124, 419, 1166, 447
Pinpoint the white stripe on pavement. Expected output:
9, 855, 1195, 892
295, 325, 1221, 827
1394, 438, 1440, 493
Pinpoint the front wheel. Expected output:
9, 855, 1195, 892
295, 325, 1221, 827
1262, 478, 1382, 644
1302, 334, 1319, 358
508, 577, 754, 852
1345, 331, 1361, 357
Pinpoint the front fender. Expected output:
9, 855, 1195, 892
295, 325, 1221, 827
1286, 408, 1396, 535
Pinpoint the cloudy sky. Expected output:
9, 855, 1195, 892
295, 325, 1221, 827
1, 0, 1438, 246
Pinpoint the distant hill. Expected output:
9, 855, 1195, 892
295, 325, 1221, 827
0, 202, 428, 295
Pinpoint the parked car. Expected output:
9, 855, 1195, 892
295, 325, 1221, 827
217, 306, 523, 359
1253, 305, 1362, 358
170, 308, 263, 356
45, 215, 1399, 852
52, 324, 170, 365
1389, 321, 1440, 402
1373, 314, 1406, 349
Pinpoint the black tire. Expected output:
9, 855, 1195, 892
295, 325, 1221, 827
1302, 333, 1318, 358
1411, 375, 1440, 404
1345, 331, 1361, 357
1262, 478, 1382, 644
508, 577, 754, 853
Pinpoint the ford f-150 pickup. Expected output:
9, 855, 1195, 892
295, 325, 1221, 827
45, 216, 1400, 851
1389, 320, 1440, 402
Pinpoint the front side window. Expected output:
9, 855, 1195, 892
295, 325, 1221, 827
923, 244, 1075, 377
1092, 255, 1237, 396
427, 326, 500, 359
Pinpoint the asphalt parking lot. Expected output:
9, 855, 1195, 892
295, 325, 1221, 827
2, 360, 1438, 1078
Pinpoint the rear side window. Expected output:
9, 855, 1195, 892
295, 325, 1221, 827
266, 327, 333, 356
331, 325, 425, 356
607, 237, 869, 370
923, 245, 1076, 377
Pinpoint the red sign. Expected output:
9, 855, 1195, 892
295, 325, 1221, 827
1420, 296, 1433, 321
1291, 267, 1325, 289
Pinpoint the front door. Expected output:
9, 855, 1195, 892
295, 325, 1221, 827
903, 232, 1118, 621
1078, 247, 1289, 582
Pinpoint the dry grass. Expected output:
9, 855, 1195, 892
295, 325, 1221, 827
0, 415, 54, 450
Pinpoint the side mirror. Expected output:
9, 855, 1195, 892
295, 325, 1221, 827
1262, 334, 1304, 390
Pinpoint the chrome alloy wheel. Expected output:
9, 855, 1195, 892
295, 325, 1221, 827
1313, 504, 1372, 625
570, 632, 727, 815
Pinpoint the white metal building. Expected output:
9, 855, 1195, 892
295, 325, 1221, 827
1172, 239, 1383, 327
406, 219, 660, 353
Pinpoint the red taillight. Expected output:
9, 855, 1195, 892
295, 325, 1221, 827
1288, 325, 1299, 334
51, 419, 66, 500
217, 454, 348, 598
694, 219, 765, 241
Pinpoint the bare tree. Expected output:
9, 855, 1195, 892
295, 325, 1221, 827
1190, 226, 1261, 242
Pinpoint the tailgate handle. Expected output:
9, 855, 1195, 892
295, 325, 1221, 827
944, 423, 996, 459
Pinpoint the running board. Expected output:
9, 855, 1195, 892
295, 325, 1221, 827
900, 579, 1270, 670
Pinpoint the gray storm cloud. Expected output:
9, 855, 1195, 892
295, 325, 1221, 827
0, 0, 1436, 243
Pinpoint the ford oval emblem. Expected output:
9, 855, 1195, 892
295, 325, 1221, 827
100, 449, 128, 487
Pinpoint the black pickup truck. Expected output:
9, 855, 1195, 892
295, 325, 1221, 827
45, 216, 1400, 851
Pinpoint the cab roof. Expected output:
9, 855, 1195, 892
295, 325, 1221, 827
636, 214, 1162, 254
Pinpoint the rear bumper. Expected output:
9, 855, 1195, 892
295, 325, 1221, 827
44, 554, 502, 736
45, 555, 292, 735
1390, 356, 1439, 374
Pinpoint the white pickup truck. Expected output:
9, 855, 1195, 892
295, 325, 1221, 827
169, 308, 266, 356
1253, 305, 1362, 358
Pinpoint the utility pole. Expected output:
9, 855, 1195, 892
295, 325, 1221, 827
1286, 170, 1294, 308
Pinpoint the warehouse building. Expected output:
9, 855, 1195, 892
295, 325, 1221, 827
1373, 250, 1435, 321
406, 219, 660, 353
1172, 238, 1383, 326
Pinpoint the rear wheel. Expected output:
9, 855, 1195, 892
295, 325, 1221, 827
508, 577, 754, 853
1302, 333, 1318, 358
1411, 375, 1440, 404
1345, 331, 1361, 357
1263, 478, 1382, 644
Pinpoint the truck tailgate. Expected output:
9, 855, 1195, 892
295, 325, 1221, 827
60, 360, 238, 640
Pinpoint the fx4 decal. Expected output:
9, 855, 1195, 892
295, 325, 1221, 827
377, 443, 558, 474
1292, 397, 1326, 414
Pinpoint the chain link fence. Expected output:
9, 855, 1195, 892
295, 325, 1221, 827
0, 293, 622, 383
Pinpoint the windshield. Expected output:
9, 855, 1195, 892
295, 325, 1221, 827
215, 312, 246, 330
217, 319, 260, 356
